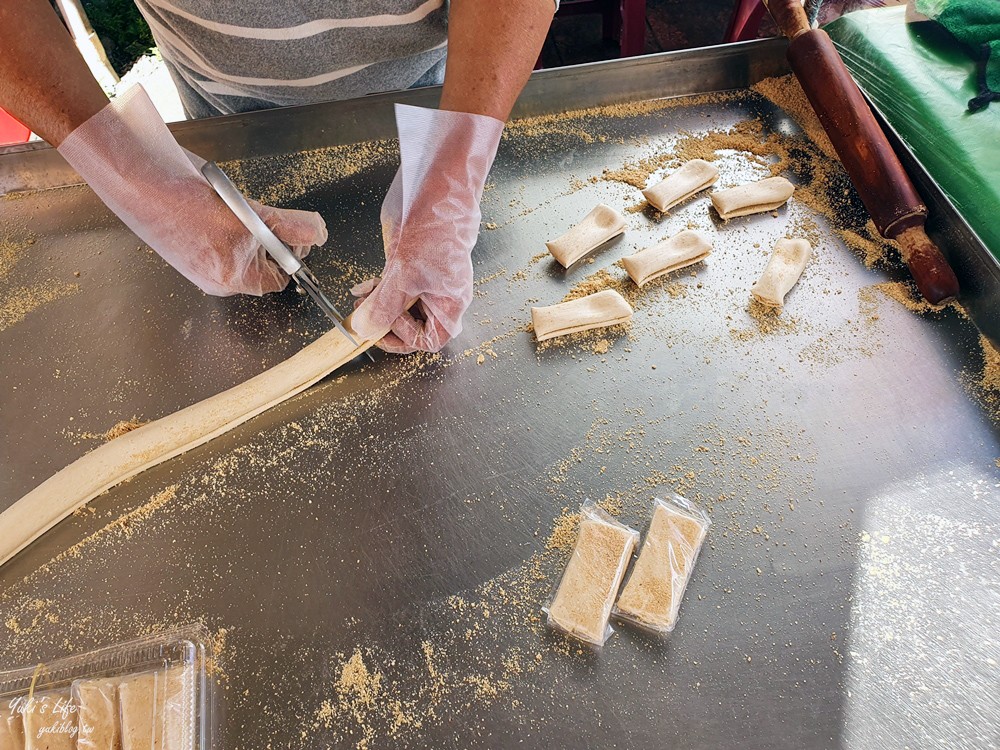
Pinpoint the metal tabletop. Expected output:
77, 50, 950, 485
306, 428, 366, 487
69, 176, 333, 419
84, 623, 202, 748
1, 40, 998, 750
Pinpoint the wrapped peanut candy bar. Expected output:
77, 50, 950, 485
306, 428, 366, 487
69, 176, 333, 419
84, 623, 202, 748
72, 677, 120, 750
613, 495, 709, 634
21, 690, 76, 750
0, 702, 25, 750
545, 502, 639, 647
119, 665, 194, 750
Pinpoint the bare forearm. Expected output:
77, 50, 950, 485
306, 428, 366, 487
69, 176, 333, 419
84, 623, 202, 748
440, 0, 554, 121
0, 0, 108, 146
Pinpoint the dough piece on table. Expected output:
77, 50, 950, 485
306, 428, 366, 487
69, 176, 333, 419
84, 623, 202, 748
21, 691, 75, 750
751, 237, 812, 308
641, 159, 720, 212
614, 498, 709, 633
545, 204, 626, 267
0, 703, 24, 750
119, 666, 194, 750
621, 230, 712, 287
710, 176, 794, 220
547, 503, 639, 646
531, 290, 633, 342
73, 678, 120, 750
0, 314, 378, 570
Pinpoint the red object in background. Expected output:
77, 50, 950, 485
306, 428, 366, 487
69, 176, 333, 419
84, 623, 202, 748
0, 107, 31, 145
725, 0, 768, 42
536, 0, 648, 69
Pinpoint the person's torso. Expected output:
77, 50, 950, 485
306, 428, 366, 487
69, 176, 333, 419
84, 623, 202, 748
132, 0, 449, 117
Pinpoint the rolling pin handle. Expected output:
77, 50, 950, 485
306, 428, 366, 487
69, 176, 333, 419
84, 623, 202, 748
893, 226, 960, 305
763, 0, 811, 39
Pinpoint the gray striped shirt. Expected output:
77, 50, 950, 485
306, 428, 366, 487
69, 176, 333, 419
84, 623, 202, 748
133, 0, 449, 118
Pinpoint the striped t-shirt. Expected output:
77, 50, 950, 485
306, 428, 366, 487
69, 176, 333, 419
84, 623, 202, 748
133, 0, 450, 118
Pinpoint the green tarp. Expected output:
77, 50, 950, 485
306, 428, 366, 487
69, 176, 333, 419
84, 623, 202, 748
826, 6, 1000, 258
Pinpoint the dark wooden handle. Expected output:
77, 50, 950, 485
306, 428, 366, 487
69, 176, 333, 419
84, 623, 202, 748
895, 227, 960, 305
785, 30, 959, 303
764, 0, 811, 39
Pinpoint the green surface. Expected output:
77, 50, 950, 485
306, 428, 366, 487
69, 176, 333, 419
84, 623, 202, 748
826, 6, 1000, 258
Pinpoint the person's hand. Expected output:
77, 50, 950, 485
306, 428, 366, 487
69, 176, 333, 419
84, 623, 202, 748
57, 86, 327, 296
350, 104, 504, 353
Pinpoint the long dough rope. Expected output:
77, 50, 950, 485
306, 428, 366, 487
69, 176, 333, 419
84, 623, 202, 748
0, 318, 375, 567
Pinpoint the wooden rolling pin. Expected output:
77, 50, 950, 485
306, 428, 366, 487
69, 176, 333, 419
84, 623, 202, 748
765, 0, 960, 304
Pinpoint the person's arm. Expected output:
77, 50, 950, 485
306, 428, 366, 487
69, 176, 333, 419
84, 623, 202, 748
440, 0, 555, 121
0, 0, 108, 146
350, 0, 555, 353
0, 1, 327, 296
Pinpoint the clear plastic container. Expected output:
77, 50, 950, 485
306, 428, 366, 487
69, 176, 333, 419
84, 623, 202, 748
0, 624, 215, 750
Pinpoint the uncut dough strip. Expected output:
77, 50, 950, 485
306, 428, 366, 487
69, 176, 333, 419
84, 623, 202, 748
641, 159, 719, 212
531, 290, 633, 342
621, 230, 712, 287
545, 204, 626, 267
751, 238, 812, 307
710, 176, 795, 220
0, 317, 376, 568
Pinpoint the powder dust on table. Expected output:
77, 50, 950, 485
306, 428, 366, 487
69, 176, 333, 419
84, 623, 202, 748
0, 282, 80, 333
545, 509, 581, 552
729, 300, 802, 341
837, 220, 901, 270
503, 91, 739, 148
752, 75, 838, 161
869, 280, 963, 316
979, 334, 1000, 392
672, 119, 792, 179
78, 418, 148, 443
221, 139, 398, 206
0, 235, 35, 280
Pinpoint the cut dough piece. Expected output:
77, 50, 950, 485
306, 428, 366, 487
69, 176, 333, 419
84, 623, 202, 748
614, 498, 709, 633
0, 315, 380, 569
73, 678, 120, 750
22, 691, 75, 750
621, 230, 712, 287
119, 666, 193, 750
751, 237, 812, 307
545, 204, 626, 267
710, 176, 795, 220
531, 290, 633, 342
546, 503, 639, 646
0, 703, 24, 750
641, 159, 720, 212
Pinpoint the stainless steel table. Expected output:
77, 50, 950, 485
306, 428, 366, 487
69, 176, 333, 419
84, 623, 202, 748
1, 40, 998, 750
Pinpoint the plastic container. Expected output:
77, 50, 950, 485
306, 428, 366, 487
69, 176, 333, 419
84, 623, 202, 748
544, 501, 639, 647
613, 495, 710, 634
0, 624, 215, 750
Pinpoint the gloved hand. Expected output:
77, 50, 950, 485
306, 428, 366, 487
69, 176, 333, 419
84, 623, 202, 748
57, 85, 327, 296
350, 104, 504, 353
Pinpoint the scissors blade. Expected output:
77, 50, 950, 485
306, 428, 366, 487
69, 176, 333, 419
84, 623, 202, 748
200, 161, 375, 363
294, 268, 375, 362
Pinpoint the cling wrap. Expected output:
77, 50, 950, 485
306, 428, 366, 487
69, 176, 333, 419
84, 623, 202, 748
826, 6, 1000, 259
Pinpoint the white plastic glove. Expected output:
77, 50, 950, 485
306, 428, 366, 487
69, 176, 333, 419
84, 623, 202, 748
350, 104, 504, 353
57, 86, 328, 296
